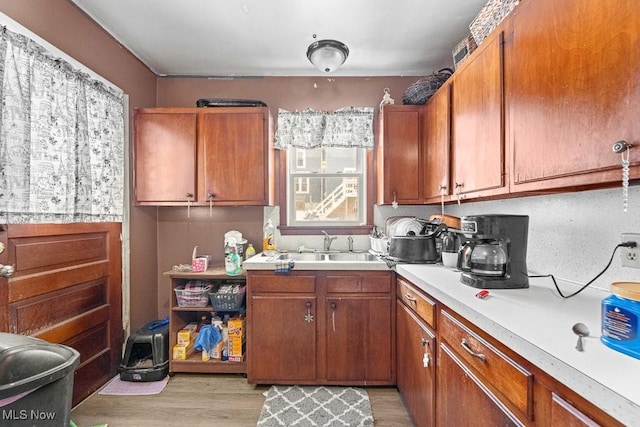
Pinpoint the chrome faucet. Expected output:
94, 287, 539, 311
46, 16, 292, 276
322, 230, 337, 251
347, 236, 354, 252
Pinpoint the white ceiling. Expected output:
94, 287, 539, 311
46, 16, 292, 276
69, 0, 488, 77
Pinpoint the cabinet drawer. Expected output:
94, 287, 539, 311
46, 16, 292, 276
439, 310, 533, 419
397, 277, 436, 329
326, 273, 391, 293
249, 274, 316, 293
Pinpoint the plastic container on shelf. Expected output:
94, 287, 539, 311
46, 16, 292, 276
209, 284, 246, 312
245, 243, 256, 260
174, 282, 213, 307
224, 240, 242, 276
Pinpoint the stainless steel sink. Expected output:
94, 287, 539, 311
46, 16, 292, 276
327, 252, 379, 261
277, 253, 326, 261
277, 252, 380, 262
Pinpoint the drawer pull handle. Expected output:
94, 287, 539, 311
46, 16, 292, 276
461, 338, 486, 362
404, 293, 417, 302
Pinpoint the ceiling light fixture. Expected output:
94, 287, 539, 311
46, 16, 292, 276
306, 39, 349, 73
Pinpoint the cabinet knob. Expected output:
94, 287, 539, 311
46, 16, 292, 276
185, 193, 194, 200
207, 192, 215, 201
304, 301, 314, 323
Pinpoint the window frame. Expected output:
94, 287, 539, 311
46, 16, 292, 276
277, 149, 375, 236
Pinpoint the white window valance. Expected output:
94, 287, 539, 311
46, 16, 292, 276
275, 107, 374, 149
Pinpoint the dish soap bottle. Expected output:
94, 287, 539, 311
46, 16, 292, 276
263, 219, 275, 252
245, 243, 256, 260
225, 238, 241, 276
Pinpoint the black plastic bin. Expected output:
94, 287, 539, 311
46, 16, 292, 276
0, 333, 80, 426
119, 319, 169, 382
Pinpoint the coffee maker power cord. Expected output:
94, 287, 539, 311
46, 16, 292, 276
527, 241, 637, 299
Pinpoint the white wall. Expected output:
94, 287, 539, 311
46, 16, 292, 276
382, 186, 640, 292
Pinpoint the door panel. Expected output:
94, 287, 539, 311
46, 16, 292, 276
1, 223, 122, 406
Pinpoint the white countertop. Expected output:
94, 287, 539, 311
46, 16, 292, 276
396, 263, 640, 426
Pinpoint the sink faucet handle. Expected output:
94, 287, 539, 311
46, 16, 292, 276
347, 236, 354, 252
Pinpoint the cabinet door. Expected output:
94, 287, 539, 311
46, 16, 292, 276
452, 32, 505, 198
248, 294, 317, 383
134, 110, 197, 204
200, 110, 270, 205
550, 394, 601, 427
377, 105, 423, 205
325, 295, 393, 383
438, 343, 524, 426
397, 302, 436, 427
423, 83, 451, 203
507, 0, 640, 192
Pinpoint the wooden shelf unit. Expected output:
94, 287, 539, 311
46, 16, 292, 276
164, 267, 246, 374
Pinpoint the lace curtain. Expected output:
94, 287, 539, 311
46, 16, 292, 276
0, 27, 125, 223
275, 107, 374, 149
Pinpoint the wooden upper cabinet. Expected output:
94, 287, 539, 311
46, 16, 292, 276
199, 109, 273, 205
134, 107, 273, 206
134, 110, 197, 204
423, 82, 451, 203
451, 30, 506, 199
377, 105, 424, 205
506, 0, 640, 192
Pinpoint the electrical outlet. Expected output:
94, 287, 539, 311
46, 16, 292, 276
621, 233, 640, 268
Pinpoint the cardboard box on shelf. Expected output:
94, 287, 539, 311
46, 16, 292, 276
177, 323, 199, 346
228, 335, 245, 362
227, 317, 245, 338
172, 343, 194, 360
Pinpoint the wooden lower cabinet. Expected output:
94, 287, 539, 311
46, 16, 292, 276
395, 274, 623, 427
325, 293, 393, 383
438, 342, 524, 426
247, 270, 395, 385
250, 293, 317, 383
396, 302, 436, 427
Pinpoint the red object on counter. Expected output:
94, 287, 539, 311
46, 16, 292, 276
475, 290, 490, 299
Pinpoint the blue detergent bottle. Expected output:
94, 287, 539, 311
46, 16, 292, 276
601, 282, 640, 360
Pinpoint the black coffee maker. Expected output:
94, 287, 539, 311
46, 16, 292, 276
457, 214, 529, 289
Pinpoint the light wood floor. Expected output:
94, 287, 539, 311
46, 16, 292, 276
71, 374, 414, 426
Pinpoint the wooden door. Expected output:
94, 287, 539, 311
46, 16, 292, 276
200, 109, 270, 205
396, 302, 436, 427
248, 294, 317, 383
506, 0, 640, 192
134, 109, 197, 204
325, 295, 393, 383
423, 83, 451, 203
377, 105, 423, 205
0, 223, 122, 406
452, 31, 506, 198
437, 343, 524, 426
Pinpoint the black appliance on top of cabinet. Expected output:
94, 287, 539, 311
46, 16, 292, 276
457, 214, 529, 289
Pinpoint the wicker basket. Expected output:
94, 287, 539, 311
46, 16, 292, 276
402, 68, 453, 105
453, 34, 478, 70
470, 0, 520, 45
